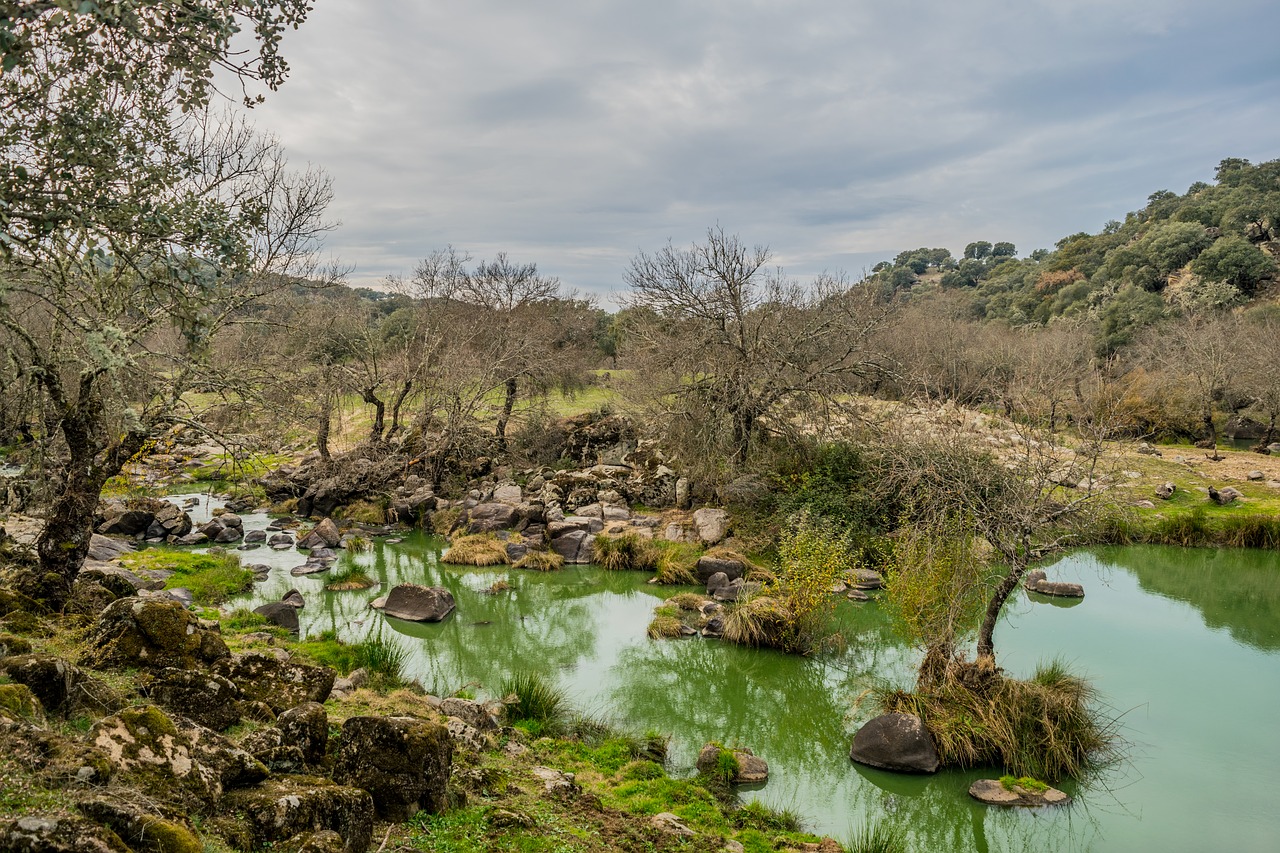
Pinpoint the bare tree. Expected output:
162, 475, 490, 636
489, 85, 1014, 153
1141, 312, 1240, 448
623, 227, 892, 473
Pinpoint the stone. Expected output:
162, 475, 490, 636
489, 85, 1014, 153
1155, 482, 1176, 500
214, 652, 335, 713
650, 812, 694, 837
86, 598, 229, 671
291, 562, 331, 576
550, 530, 596, 564
87, 534, 135, 562
1247, 470, 1265, 481
0, 815, 131, 853
282, 588, 306, 608
254, 601, 300, 633
268, 533, 294, 549
849, 712, 940, 774
852, 569, 884, 590
440, 697, 498, 731
711, 577, 746, 602
0, 654, 78, 717
381, 584, 456, 622
298, 518, 342, 550
296, 831, 347, 853
695, 743, 769, 784
530, 765, 579, 797
0, 682, 42, 721
244, 529, 267, 543
278, 702, 330, 766
695, 556, 745, 583
91, 705, 267, 804
1209, 486, 1243, 505
493, 484, 524, 504
968, 777, 1072, 807
219, 513, 243, 529
77, 798, 203, 853
1024, 569, 1085, 598
144, 667, 243, 731
332, 715, 453, 820
213, 525, 243, 544
467, 502, 517, 533
219, 777, 373, 853
691, 508, 730, 545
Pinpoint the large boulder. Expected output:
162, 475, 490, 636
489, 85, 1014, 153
213, 652, 335, 713
77, 799, 202, 853
254, 601, 300, 634
0, 815, 130, 853
143, 668, 244, 731
466, 502, 517, 533
91, 705, 267, 804
550, 530, 596, 564
691, 508, 730, 545
332, 715, 452, 821
219, 776, 374, 853
849, 712, 940, 774
694, 556, 745, 584
85, 598, 229, 671
240, 702, 329, 773
298, 518, 342, 550
380, 584, 455, 623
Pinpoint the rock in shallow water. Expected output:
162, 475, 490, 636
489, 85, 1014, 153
969, 777, 1071, 807
381, 584, 455, 622
849, 712, 940, 774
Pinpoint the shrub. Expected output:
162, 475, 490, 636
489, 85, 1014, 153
513, 550, 564, 572
594, 533, 661, 572
441, 534, 509, 566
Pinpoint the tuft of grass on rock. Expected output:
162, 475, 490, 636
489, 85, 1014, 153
323, 566, 376, 591
513, 550, 563, 572
646, 615, 684, 639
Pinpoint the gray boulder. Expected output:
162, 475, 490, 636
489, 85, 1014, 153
550, 530, 596, 564
332, 715, 453, 821
214, 651, 335, 713
381, 584, 456, 622
298, 517, 342, 550
144, 667, 243, 730
1155, 482, 1176, 500
695, 556, 745, 583
692, 508, 730, 545
467, 502, 517, 533
254, 601, 300, 633
849, 712, 940, 773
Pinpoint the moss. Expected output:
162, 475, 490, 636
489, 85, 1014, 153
0, 683, 42, 720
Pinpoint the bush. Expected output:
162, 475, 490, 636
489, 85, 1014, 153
441, 534, 509, 566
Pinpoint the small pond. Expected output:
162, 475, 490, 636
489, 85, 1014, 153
211, 495, 1280, 851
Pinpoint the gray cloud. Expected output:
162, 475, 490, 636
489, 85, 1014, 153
245, 0, 1280, 300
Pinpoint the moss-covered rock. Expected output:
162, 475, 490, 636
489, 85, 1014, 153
240, 701, 328, 773
218, 776, 374, 853
0, 632, 33, 656
331, 715, 452, 821
0, 682, 42, 720
91, 705, 267, 806
213, 651, 334, 713
77, 799, 202, 853
0, 654, 77, 717
142, 667, 243, 731
0, 814, 130, 852
85, 598, 229, 671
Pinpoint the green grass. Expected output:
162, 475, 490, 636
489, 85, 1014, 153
296, 629, 407, 686
323, 565, 376, 591
499, 672, 568, 730
847, 821, 909, 853
1000, 774, 1049, 793
121, 548, 253, 605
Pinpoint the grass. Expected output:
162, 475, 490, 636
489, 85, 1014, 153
120, 548, 253, 605
1000, 774, 1049, 793
441, 534, 509, 566
731, 800, 803, 834
722, 596, 796, 650
878, 658, 1119, 782
499, 672, 568, 731
847, 821, 908, 853
666, 592, 708, 611
341, 500, 388, 525
646, 615, 683, 639
592, 533, 661, 572
324, 565, 375, 591
652, 541, 700, 585
296, 629, 407, 687
513, 550, 564, 572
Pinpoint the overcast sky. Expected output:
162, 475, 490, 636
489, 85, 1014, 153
247, 0, 1280, 302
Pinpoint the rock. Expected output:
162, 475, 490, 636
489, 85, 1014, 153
466, 502, 517, 533
674, 478, 691, 509
87, 534, 135, 562
0, 682, 42, 721
254, 601, 300, 634
175, 531, 208, 546
1024, 569, 1085, 598
968, 778, 1072, 807
295, 831, 347, 853
282, 588, 306, 608
695, 556, 745, 583
213, 525, 244, 544
290, 562, 331, 576
369, 596, 388, 610
663, 523, 693, 543
701, 615, 725, 638
214, 652, 335, 713
219, 776, 374, 853
1155, 482, 1176, 500
298, 518, 342, 550
1247, 470, 1265, 481
530, 765, 579, 797
440, 697, 498, 731
91, 705, 267, 803
77, 798, 202, 853
696, 743, 769, 784
1209, 486, 1243, 505
550, 530, 596, 564
268, 533, 294, 549
381, 584, 456, 622
0, 815, 131, 852
711, 577, 746, 602
332, 715, 453, 820
243, 529, 267, 544
1134, 500, 1156, 509
650, 812, 694, 837
492, 484, 524, 504
279, 702, 330, 766
85, 598, 229, 671
0, 654, 78, 717
691, 508, 730, 545
143, 667, 243, 731
165, 587, 194, 608
849, 712, 940, 774
852, 568, 884, 590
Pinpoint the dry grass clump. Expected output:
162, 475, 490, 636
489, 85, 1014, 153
513, 550, 564, 572
594, 533, 661, 572
666, 592, 709, 611
653, 542, 699, 585
441, 534, 509, 566
646, 614, 685, 639
722, 597, 795, 649
878, 658, 1119, 782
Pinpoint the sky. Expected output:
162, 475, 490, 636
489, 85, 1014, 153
244, 0, 1280, 303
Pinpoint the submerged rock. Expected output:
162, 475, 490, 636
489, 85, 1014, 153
849, 712, 940, 774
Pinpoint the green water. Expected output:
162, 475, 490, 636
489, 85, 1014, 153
224, 510, 1280, 852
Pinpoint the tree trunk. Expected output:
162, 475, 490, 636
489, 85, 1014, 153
362, 387, 385, 445
495, 376, 518, 449
388, 379, 412, 440
1254, 413, 1276, 453
1048, 400, 1058, 435
1196, 404, 1217, 449
317, 394, 332, 460
730, 407, 756, 466
976, 558, 1028, 661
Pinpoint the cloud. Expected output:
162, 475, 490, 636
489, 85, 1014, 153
245, 0, 1280, 302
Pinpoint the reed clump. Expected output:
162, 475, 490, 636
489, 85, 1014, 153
441, 534, 509, 566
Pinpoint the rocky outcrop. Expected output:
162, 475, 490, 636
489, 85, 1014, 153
85, 598, 229, 671
331, 715, 452, 820
91, 705, 267, 804
219, 776, 374, 853
381, 584, 455, 622
213, 652, 335, 713
849, 713, 940, 774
